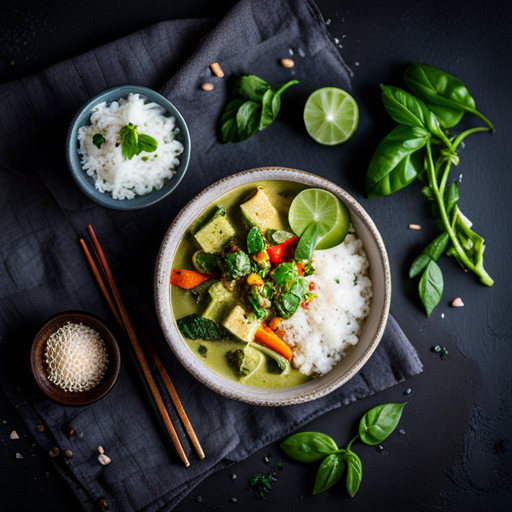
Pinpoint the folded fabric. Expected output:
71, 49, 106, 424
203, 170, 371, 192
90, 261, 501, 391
0, 0, 423, 510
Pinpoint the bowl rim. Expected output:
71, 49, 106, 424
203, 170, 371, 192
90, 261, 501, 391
154, 167, 391, 406
65, 85, 191, 211
30, 310, 121, 406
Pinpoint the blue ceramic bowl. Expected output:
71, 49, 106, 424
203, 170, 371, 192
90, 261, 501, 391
66, 86, 191, 210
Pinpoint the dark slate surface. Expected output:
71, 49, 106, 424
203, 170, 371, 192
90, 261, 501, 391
0, 0, 511, 511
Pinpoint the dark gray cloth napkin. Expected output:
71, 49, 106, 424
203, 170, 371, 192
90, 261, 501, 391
0, 0, 423, 510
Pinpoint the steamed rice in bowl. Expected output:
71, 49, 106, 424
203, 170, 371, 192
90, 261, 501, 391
278, 228, 372, 376
77, 93, 184, 200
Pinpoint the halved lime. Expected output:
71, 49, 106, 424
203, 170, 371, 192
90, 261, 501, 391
289, 189, 350, 251
304, 87, 359, 145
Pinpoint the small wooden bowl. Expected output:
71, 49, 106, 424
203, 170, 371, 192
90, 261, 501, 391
31, 311, 121, 406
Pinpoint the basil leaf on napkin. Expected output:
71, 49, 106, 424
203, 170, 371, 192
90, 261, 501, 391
220, 75, 298, 143
345, 450, 363, 497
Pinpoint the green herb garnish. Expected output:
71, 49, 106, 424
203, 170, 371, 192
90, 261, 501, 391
280, 402, 406, 497
198, 345, 208, 358
141, 156, 149, 162
353, 274, 358, 286
92, 133, 105, 148
220, 75, 299, 143
365, 63, 494, 316
119, 123, 158, 160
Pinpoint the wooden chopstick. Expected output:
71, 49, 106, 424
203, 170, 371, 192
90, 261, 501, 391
85, 226, 190, 467
79, 238, 205, 460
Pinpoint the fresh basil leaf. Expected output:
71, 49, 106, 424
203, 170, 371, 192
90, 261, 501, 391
421, 185, 434, 200
247, 226, 265, 255
313, 453, 346, 495
260, 88, 277, 130
409, 232, 450, 278
236, 100, 261, 141
235, 75, 270, 103
92, 133, 105, 148
275, 292, 300, 318
366, 125, 429, 198
258, 80, 299, 131
280, 432, 339, 463
345, 451, 363, 497
380, 85, 445, 140
120, 123, 139, 160
359, 403, 406, 445
138, 133, 158, 154
272, 262, 299, 285
294, 221, 320, 261
419, 260, 444, 316
220, 98, 246, 143
445, 182, 459, 216
404, 63, 484, 129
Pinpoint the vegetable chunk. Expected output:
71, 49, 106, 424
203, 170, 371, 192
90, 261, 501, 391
222, 305, 261, 343
240, 187, 277, 233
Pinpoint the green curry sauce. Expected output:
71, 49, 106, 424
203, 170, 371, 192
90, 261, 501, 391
170, 180, 312, 389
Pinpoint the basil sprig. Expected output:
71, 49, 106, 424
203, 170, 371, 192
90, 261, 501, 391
280, 402, 406, 498
119, 123, 158, 160
220, 75, 299, 143
366, 63, 494, 315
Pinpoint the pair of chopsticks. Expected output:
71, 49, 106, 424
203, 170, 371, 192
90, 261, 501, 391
80, 225, 204, 467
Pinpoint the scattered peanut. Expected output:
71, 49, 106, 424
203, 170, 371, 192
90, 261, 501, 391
49, 447, 60, 458
451, 298, 464, 307
98, 454, 112, 466
36, 424, 45, 433
408, 224, 421, 230
210, 62, 224, 78
10, 430, 19, 440
98, 446, 111, 465
201, 83, 214, 91
281, 58, 295, 68
64, 450, 73, 458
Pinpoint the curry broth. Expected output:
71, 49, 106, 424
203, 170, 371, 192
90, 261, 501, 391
170, 180, 312, 389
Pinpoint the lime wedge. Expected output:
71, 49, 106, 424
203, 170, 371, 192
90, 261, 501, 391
289, 189, 350, 251
316, 198, 350, 250
304, 87, 359, 145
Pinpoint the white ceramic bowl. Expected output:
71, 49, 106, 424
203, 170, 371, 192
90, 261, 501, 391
155, 168, 391, 406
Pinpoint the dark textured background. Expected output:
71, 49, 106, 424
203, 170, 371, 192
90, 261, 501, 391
0, 0, 511, 511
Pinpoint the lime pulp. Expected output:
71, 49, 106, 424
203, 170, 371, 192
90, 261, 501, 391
303, 87, 359, 145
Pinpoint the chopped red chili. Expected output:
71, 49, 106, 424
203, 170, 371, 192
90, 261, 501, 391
267, 237, 299, 266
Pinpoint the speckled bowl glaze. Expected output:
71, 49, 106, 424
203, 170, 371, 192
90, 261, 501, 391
66, 85, 191, 210
155, 168, 391, 406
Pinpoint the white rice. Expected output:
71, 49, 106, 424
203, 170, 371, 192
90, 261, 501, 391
279, 228, 372, 376
77, 93, 184, 200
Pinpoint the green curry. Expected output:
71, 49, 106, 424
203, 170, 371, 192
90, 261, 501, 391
170, 180, 315, 389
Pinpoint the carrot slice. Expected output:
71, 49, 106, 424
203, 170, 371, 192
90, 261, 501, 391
170, 269, 217, 289
255, 325, 293, 361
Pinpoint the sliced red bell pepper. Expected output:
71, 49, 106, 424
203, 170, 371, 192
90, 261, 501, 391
267, 236, 299, 266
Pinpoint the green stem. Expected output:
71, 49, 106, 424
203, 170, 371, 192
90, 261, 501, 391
451, 126, 490, 151
346, 435, 359, 451
425, 142, 493, 286
461, 107, 495, 132
439, 126, 490, 197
